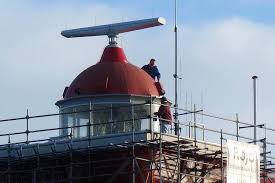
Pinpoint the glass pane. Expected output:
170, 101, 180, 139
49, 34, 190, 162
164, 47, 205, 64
152, 104, 160, 132
75, 105, 89, 138
112, 104, 150, 133
133, 105, 151, 131
93, 104, 111, 136
112, 104, 131, 133
61, 108, 74, 137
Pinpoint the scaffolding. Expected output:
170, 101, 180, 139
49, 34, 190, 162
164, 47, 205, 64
0, 101, 275, 183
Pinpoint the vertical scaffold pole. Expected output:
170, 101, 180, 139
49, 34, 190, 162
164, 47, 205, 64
69, 127, 73, 183
88, 102, 92, 179
263, 138, 267, 183
26, 109, 29, 144
252, 75, 258, 145
8, 134, 11, 183
150, 96, 154, 183
89, 102, 92, 140
132, 104, 136, 183
220, 129, 224, 183
88, 112, 91, 143
263, 124, 267, 183
159, 113, 163, 183
194, 104, 197, 183
177, 121, 180, 183
236, 113, 239, 141
33, 170, 37, 183
177, 119, 180, 183
150, 97, 153, 139
36, 144, 40, 183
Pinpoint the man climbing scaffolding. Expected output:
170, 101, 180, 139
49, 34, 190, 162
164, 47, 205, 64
142, 58, 165, 95
142, 58, 161, 81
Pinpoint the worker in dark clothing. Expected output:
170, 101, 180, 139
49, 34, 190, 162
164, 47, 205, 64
142, 58, 161, 81
154, 97, 172, 133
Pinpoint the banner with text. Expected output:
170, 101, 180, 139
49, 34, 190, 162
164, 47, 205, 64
227, 139, 260, 183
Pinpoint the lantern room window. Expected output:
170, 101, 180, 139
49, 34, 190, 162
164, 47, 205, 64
60, 103, 158, 138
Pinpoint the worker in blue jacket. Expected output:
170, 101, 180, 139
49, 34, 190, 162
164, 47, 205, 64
142, 58, 161, 81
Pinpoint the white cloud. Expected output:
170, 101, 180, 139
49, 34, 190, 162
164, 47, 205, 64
176, 18, 275, 143
0, 2, 140, 142
0, 2, 137, 116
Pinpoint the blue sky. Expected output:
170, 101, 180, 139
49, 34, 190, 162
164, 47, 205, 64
181, 0, 275, 24
27, 0, 275, 24
1, 1, 275, 152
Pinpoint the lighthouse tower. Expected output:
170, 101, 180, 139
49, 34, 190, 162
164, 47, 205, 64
53, 18, 169, 182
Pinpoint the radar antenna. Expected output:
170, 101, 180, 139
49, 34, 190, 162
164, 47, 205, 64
61, 17, 166, 45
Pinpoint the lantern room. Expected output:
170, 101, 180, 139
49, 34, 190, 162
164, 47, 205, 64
55, 44, 163, 138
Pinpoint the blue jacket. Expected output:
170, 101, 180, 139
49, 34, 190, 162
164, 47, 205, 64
141, 64, 161, 80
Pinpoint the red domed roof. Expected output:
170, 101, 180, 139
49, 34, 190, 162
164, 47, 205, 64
64, 45, 160, 99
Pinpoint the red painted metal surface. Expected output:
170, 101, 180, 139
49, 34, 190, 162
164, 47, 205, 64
261, 178, 275, 183
64, 46, 160, 98
100, 46, 128, 63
